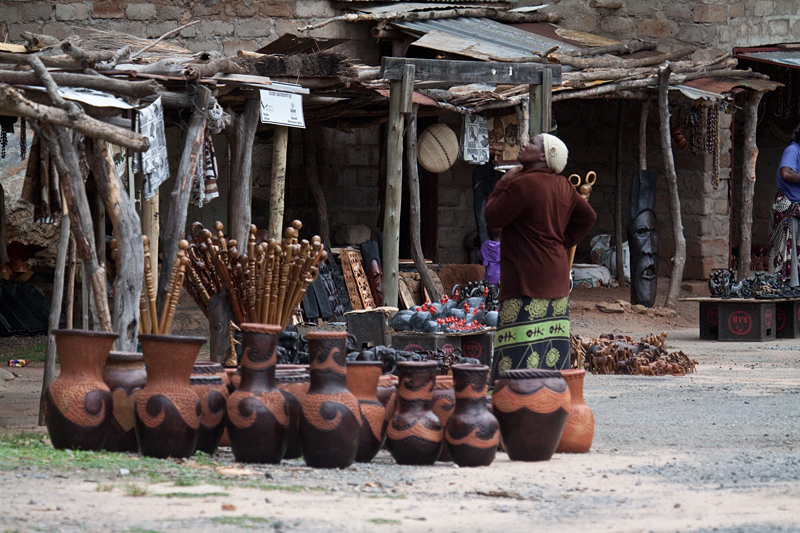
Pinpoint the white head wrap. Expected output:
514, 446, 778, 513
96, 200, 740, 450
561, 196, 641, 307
541, 133, 568, 174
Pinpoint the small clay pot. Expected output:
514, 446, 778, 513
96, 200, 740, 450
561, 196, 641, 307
300, 331, 361, 468
45, 330, 118, 450
432, 375, 455, 462
9, 259, 33, 282
346, 361, 386, 463
102, 351, 147, 453
556, 369, 594, 453
386, 361, 443, 466
135, 334, 205, 459
446, 364, 499, 467
190, 362, 229, 455
276, 365, 310, 460
227, 323, 288, 464
492, 369, 570, 462
376, 374, 396, 407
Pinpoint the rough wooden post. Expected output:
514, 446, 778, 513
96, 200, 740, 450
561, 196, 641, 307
615, 101, 626, 287
303, 129, 330, 246
269, 125, 289, 241
657, 63, 685, 309
64, 235, 76, 329
528, 68, 552, 138
158, 85, 210, 311
382, 65, 413, 308
225, 98, 260, 246
94, 186, 106, 274
38, 211, 69, 426
87, 138, 144, 352
738, 90, 765, 279
639, 99, 649, 171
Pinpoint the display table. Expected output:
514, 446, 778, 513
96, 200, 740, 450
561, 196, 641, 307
682, 297, 800, 341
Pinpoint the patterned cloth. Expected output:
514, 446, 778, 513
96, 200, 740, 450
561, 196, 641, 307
770, 190, 800, 276
490, 296, 570, 385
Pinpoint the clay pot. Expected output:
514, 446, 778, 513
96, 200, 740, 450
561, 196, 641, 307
190, 362, 229, 455
432, 375, 455, 462
102, 351, 147, 453
0, 264, 12, 281
8, 259, 33, 282
556, 369, 595, 454
44, 330, 118, 450
377, 374, 396, 407
386, 361, 443, 466
224, 366, 239, 394
276, 365, 310, 460
227, 323, 288, 464
492, 369, 571, 462
446, 364, 499, 467
346, 361, 386, 463
300, 331, 361, 468
135, 334, 205, 459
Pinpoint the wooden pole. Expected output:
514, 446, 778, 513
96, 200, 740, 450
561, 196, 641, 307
158, 85, 210, 311
86, 138, 144, 352
615, 101, 626, 287
406, 103, 442, 302
94, 185, 106, 276
303, 129, 330, 246
225, 99, 260, 246
528, 68, 553, 138
639, 99, 649, 171
81, 261, 89, 329
38, 210, 69, 426
657, 63, 686, 309
142, 193, 159, 297
64, 235, 76, 329
268, 125, 289, 241
738, 90, 765, 279
382, 65, 413, 308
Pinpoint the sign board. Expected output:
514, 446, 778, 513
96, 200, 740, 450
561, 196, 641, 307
259, 89, 305, 128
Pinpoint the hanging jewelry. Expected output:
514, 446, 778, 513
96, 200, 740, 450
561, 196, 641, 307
19, 118, 26, 160
707, 103, 720, 189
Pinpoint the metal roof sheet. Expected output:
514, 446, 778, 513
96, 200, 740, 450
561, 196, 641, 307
737, 50, 800, 68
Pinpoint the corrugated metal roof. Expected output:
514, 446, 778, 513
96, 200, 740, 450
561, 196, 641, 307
394, 17, 581, 62
737, 50, 800, 68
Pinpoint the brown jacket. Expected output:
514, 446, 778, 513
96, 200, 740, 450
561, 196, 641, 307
485, 167, 597, 300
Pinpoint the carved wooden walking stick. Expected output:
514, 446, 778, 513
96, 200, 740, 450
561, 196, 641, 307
143, 235, 159, 334
160, 240, 188, 334
163, 253, 188, 334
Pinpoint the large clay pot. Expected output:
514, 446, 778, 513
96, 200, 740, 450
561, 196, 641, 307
432, 375, 455, 462
346, 361, 386, 463
227, 324, 288, 464
556, 369, 595, 453
492, 369, 570, 462
276, 365, 310, 460
300, 331, 361, 468
44, 330, 118, 450
102, 351, 147, 453
190, 362, 229, 455
386, 361, 443, 465
135, 334, 205, 459
446, 364, 499, 467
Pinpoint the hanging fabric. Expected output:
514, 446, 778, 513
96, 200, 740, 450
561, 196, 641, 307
190, 128, 219, 207
20, 134, 62, 225
134, 97, 169, 200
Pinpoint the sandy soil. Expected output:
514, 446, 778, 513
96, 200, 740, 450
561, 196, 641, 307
2, 279, 799, 532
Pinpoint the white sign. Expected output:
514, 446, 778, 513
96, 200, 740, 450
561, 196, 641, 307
260, 89, 305, 128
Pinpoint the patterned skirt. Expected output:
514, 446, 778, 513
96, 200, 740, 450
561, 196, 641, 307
770, 190, 800, 276
490, 296, 570, 385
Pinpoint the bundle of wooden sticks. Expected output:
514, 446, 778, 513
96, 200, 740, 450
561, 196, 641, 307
182, 220, 327, 329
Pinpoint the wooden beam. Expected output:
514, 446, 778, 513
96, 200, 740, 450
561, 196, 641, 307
268, 125, 289, 241
225, 98, 260, 246
381, 57, 561, 85
0, 70, 163, 99
738, 91, 765, 279
541, 68, 552, 134
158, 85, 210, 311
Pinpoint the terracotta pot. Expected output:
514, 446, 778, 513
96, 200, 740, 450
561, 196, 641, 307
102, 351, 147, 453
346, 361, 386, 463
386, 361, 443, 465
492, 369, 570, 462
377, 374, 396, 407
223, 366, 239, 394
135, 334, 205, 459
556, 369, 594, 453
433, 375, 455, 462
44, 330, 118, 450
0, 264, 12, 281
446, 364, 499, 467
227, 323, 288, 464
276, 366, 310, 460
191, 362, 229, 455
300, 331, 360, 468
9, 259, 33, 282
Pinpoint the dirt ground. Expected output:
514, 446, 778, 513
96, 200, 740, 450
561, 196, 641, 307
2, 278, 800, 533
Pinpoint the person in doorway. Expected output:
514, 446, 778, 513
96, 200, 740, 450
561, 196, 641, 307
485, 133, 596, 384
770, 124, 800, 278
478, 226, 501, 287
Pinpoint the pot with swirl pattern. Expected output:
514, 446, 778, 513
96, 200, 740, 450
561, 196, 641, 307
102, 351, 147, 452
556, 369, 594, 453
300, 331, 361, 468
386, 361, 443, 465
446, 364, 499, 467
276, 365, 310, 460
492, 369, 570, 462
45, 330, 118, 450
346, 361, 386, 463
135, 334, 205, 459
190, 362, 230, 455
432, 375, 455, 462
227, 323, 288, 464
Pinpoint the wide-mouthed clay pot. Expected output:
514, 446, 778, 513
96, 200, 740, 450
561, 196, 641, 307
346, 361, 386, 463
446, 364, 499, 467
191, 362, 229, 455
102, 351, 147, 453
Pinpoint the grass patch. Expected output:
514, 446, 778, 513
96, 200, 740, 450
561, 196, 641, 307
154, 492, 229, 498
96, 484, 115, 492
1, 339, 47, 363
124, 484, 148, 497
369, 518, 401, 525
210, 516, 272, 528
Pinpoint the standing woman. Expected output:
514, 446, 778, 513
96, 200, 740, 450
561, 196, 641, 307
485, 134, 596, 384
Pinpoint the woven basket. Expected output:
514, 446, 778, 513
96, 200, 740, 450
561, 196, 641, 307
417, 123, 459, 173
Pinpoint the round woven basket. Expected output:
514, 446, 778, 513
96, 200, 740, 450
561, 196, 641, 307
417, 123, 459, 173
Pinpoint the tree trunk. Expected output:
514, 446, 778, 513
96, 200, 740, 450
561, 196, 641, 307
738, 91, 765, 279
225, 99, 260, 246
657, 64, 686, 309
